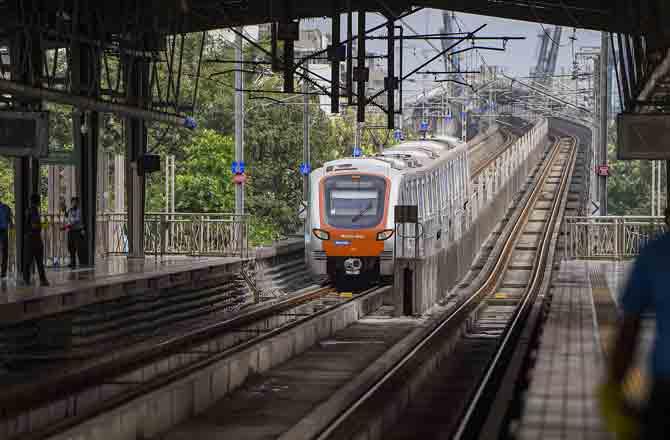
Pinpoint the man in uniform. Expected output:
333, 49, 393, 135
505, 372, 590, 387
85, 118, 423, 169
66, 197, 83, 268
600, 207, 670, 438
23, 194, 49, 287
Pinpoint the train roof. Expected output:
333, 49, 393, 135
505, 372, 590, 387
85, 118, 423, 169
321, 136, 467, 176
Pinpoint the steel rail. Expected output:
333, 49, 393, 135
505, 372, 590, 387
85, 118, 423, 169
16, 285, 391, 440
0, 284, 336, 419
316, 135, 566, 440
471, 127, 516, 178
454, 135, 578, 439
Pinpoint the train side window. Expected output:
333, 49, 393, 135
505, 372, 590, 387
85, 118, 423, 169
460, 161, 464, 206
444, 166, 449, 206
424, 177, 430, 217
412, 180, 418, 208
434, 171, 441, 213
449, 165, 453, 212
428, 175, 433, 217
433, 172, 439, 213
458, 158, 464, 204
461, 157, 467, 201
432, 173, 438, 214
427, 176, 432, 217
417, 180, 423, 218
450, 162, 457, 209
454, 161, 462, 209
440, 167, 446, 211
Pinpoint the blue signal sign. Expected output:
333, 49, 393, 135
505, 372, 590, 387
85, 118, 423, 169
394, 129, 403, 141
299, 163, 311, 175
419, 120, 429, 131
353, 147, 362, 157
231, 161, 245, 174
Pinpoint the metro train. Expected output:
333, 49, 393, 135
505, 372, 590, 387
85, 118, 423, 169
306, 136, 471, 289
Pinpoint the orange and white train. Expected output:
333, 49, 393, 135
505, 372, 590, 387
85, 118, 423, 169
306, 136, 471, 289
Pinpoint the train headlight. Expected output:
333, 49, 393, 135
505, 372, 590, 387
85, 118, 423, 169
312, 229, 330, 240
376, 229, 394, 241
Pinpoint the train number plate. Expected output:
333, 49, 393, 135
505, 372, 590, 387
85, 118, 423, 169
334, 240, 351, 246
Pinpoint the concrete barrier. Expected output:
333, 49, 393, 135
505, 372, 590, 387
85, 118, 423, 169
38, 287, 387, 440
392, 119, 549, 316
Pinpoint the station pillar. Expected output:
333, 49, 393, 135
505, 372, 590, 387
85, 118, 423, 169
124, 52, 150, 259
9, 31, 42, 277
70, 40, 100, 266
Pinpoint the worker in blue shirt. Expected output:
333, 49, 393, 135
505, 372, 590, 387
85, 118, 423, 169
0, 196, 12, 278
600, 208, 670, 438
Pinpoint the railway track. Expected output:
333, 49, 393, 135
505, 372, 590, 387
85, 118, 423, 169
315, 134, 578, 440
10, 124, 557, 440
471, 127, 516, 178
1, 284, 389, 439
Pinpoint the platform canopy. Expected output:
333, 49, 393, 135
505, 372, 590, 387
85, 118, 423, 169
0, 0, 667, 38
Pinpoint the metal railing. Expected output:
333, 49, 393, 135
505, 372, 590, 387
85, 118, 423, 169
562, 216, 667, 259
104, 212, 248, 258
4, 212, 248, 271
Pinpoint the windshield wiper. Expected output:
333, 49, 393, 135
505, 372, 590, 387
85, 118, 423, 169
352, 201, 373, 223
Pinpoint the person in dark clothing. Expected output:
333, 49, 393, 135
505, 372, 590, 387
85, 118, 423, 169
66, 197, 83, 268
599, 207, 670, 439
23, 194, 49, 287
0, 197, 12, 278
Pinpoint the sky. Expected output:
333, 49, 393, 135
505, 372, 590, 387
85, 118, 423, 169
310, 8, 603, 96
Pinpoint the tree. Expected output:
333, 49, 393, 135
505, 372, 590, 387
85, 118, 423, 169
607, 123, 655, 215
173, 129, 235, 213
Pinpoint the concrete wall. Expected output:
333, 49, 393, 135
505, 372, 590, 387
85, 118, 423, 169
392, 120, 549, 316
252, 236, 316, 293
37, 288, 387, 440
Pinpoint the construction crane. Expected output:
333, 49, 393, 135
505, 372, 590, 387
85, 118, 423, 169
532, 26, 563, 85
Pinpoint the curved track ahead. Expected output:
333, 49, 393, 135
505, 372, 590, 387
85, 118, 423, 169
316, 133, 579, 440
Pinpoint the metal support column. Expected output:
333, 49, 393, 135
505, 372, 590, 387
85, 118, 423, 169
235, 29, 245, 216
10, 31, 42, 277
346, 3, 353, 104
599, 33, 609, 215
302, 60, 310, 202
386, 19, 395, 130
356, 9, 366, 124
124, 52, 150, 259
71, 40, 100, 265
330, 4, 340, 114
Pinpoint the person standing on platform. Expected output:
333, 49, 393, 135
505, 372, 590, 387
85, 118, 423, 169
599, 207, 670, 439
0, 197, 12, 279
66, 197, 82, 269
23, 193, 49, 287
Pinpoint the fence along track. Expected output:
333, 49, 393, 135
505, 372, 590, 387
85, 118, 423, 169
315, 135, 577, 440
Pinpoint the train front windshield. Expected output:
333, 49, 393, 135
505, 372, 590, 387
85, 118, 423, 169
324, 175, 386, 229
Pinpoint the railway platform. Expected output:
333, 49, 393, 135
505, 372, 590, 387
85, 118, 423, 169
0, 255, 245, 325
515, 259, 649, 439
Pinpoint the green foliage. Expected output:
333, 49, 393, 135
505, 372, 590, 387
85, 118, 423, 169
0, 157, 13, 205
606, 123, 662, 216
174, 129, 235, 213
607, 141, 654, 215
3, 33, 399, 246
